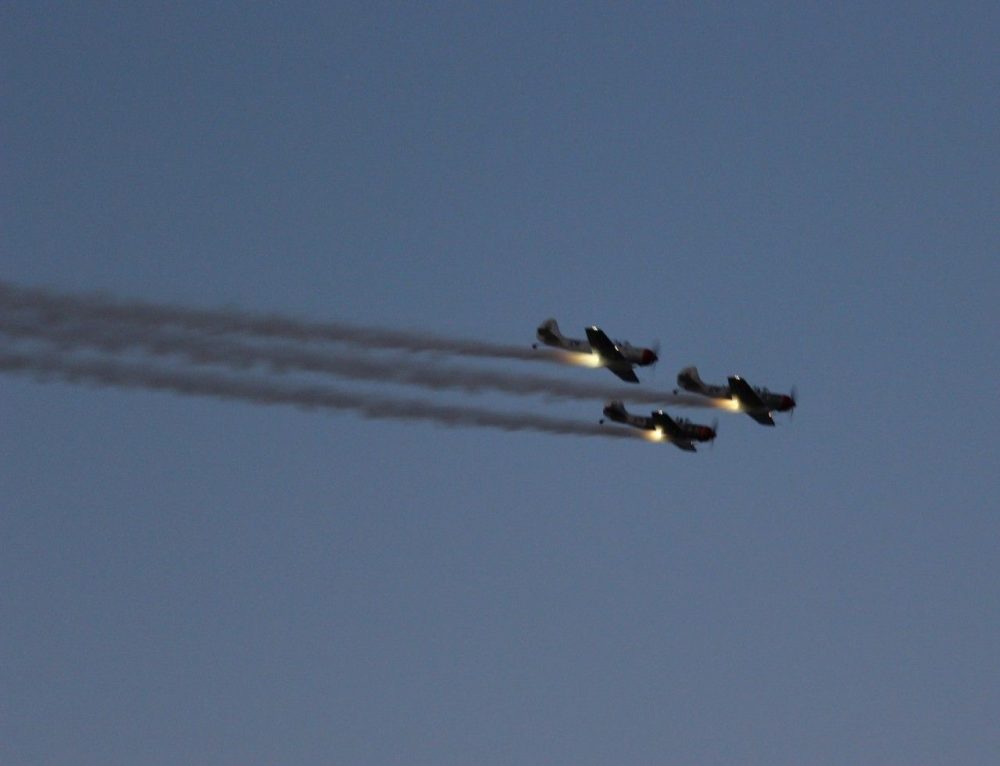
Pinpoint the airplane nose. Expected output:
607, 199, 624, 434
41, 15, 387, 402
641, 349, 657, 365
782, 395, 795, 411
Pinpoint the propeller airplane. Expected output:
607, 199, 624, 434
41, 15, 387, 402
676, 366, 796, 426
600, 400, 717, 452
534, 319, 658, 383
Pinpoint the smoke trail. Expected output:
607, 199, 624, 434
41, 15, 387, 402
0, 350, 648, 442
0, 280, 556, 362
0, 313, 711, 408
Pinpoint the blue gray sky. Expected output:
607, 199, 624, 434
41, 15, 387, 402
2, 3, 998, 764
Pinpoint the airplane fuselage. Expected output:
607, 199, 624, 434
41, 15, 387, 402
652, 412, 717, 443
538, 331, 591, 355
602, 402, 657, 430
749, 390, 794, 412
676, 366, 731, 399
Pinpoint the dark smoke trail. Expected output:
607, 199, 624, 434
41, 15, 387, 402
0, 351, 647, 442
0, 314, 708, 408
0, 281, 555, 362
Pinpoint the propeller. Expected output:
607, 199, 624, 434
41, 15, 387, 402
710, 417, 719, 449
648, 339, 661, 377
789, 385, 798, 419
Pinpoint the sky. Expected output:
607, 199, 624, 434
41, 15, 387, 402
2, 3, 998, 764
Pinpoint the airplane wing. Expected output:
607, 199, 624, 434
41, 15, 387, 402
654, 412, 698, 448
606, 364, 640, 384
727, 376, 765, 409
728, 377, 776, 426
585, 326, 625, 361
652, 411, 681, 438
586, 327, 639, 383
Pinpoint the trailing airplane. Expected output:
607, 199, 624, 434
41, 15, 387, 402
533, 319, 658, 383
676, 366, 796, 426
600, 400, 716, 452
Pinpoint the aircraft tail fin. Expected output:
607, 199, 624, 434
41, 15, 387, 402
677, 366, 704, 392
536, 318, 562, 345
601, 400, 628, 423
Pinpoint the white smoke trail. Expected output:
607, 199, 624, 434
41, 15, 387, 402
0, 314, 710, 409
0, 350, 649, 442
0, 281, 555, 362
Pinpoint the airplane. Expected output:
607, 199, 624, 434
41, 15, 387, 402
676, 366, 796, 426
600, 400, 717, 452
533, 318, 658, 383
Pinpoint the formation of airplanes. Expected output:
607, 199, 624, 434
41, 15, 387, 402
535, 319, 796, 450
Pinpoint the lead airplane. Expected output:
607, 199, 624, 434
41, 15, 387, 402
533, 319, 658, 383
676, 366, 796, 426
600, 400, 716, 452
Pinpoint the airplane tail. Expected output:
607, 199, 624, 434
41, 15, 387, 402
536, 318, 562, 345
676, 366, 704, 392
601, 400, 627, 422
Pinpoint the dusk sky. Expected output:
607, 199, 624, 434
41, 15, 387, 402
2, 3, 998, 764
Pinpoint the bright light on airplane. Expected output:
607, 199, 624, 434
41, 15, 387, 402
642, 429, 666, 443
562, 351, 603, 368
714, 398, 742, 412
